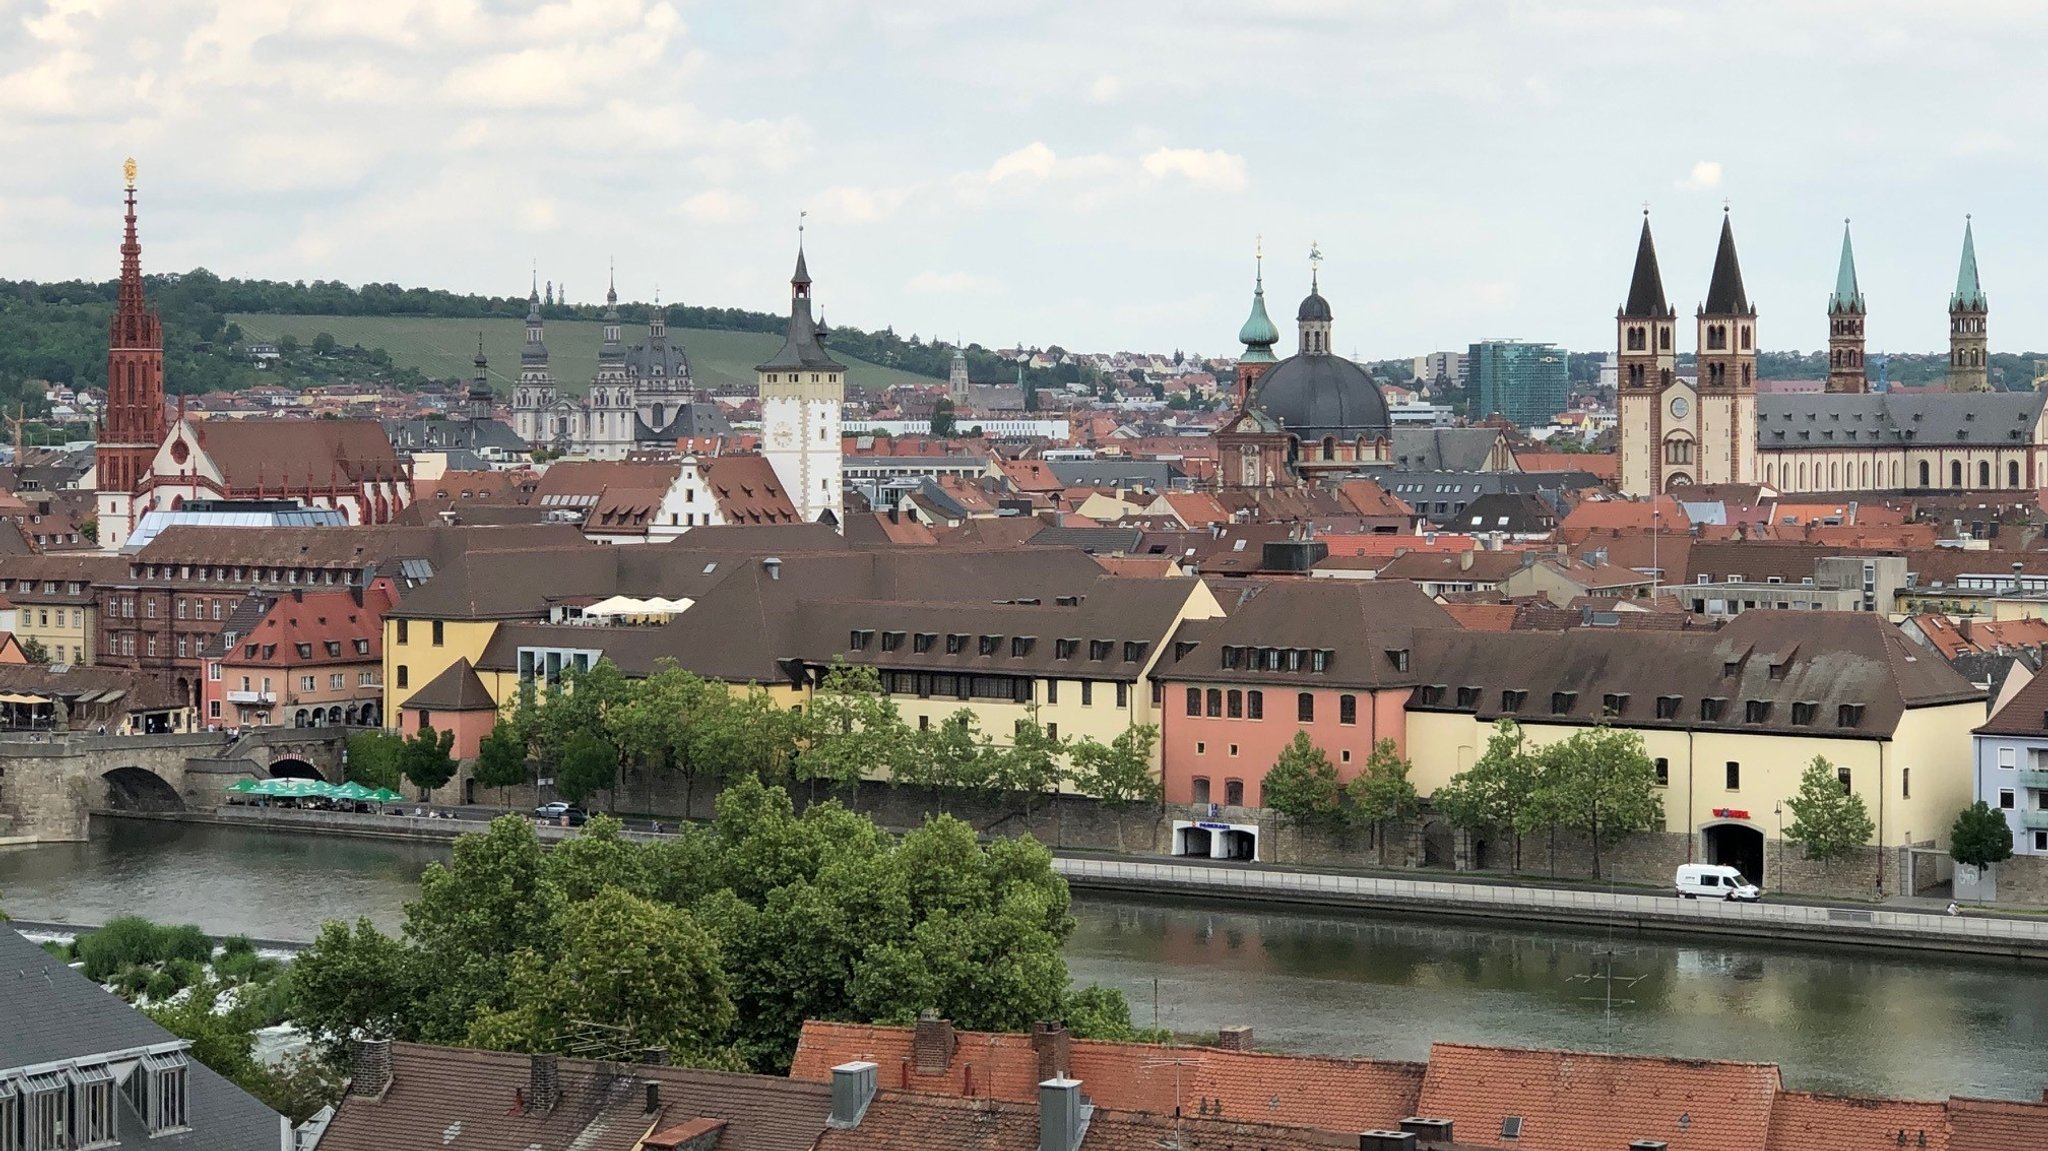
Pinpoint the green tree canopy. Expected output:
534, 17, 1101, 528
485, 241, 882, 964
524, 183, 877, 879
398, 725, 457, 799
554, 730, 619, 807
1347, 738, 1421, 859
796, 663, 910, 801
1784, 756, 1875, 865
1431, 719, 1542, 870
472, 718, 529, 804
1069, 725, 1160, 851
1261, 732, 1344, 832
1527, 726, 1664, 878
344, 730, 405, 791
1951, 800, 2016, 870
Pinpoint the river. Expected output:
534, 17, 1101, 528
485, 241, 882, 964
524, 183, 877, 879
1, 820, 2042, 1101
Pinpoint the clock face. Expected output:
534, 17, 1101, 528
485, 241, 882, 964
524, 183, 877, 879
1670, 396, 1690, 419
770, 424, 795, 448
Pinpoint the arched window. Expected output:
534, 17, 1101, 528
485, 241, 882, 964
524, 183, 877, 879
1247, 690, 1263, 719
1951, 460, 1964, 488
2011, 460, 2022, 488
1206, 689, 1222, 718
1322, 437, 1337, 461
1227, 690, 1243, 719
1918, 460, 1929, 488
1297, 693, 1315, 722
1627, 328, 1645, 351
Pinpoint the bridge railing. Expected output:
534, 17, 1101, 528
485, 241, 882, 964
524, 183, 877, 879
1051, 856, 2048, 944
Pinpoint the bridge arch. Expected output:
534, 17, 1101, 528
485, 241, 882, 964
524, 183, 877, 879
101, 766, 184, 812
269, 757, 324, 780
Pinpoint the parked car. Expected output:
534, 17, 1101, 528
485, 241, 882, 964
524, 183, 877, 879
534, 801, 589, 826
1675, 863, 1761, 902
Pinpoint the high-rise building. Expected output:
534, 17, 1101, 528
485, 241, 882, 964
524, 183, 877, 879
1467, 340, 1568, 428
96, 159, 167, 551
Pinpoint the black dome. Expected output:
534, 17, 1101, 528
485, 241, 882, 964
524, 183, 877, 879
1296, 289, 1332, 322
1250, 353, 1390, 441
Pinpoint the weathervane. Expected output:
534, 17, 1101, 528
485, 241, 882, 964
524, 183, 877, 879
123, 157, 137, 190
1308, 240, 1322, 290
799, 209, 807, 248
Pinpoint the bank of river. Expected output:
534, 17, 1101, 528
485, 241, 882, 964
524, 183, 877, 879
2, 819, 2042, 1101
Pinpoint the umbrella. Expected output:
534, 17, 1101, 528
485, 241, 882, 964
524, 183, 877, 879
331, 781, 374, 802
368, 787, 402, 805
225, 779, 265, 794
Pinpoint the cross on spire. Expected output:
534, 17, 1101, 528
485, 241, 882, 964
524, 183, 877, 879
1308, 240, 1322, 291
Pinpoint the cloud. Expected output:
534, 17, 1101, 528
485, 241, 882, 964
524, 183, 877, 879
1088, 75, 1122, 103
1676, 160, 1723, 190
985, 142, 1059, 184
678, 189, 753, 224
906, 271, 1002, 295
1140, 147, 1248, 191
814, 184, 911, 223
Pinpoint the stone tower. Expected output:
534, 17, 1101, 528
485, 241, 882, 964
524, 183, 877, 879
948, 347, 970, 406
590, 269, 634, 451
512, 276, 558, 447
1826, 220, 1867, 394
1296, 252, 1332, 357
1615, 212, 1679, 497
1694, 210, 1758, 486
466, 336, 495, 421
97, 159, 168, 552
1234, 246, 1280, 407
1948, 217, 1989, 392
756, 243, 846, 527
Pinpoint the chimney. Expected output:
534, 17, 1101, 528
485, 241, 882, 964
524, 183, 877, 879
528, 1053, 560, 1113
1360, 1134, 1417, 1151
827, 1061, 877, 1128
1400, 1119, 1453, 1142
1459, 549, 1474, 572
641, 1046, 669, 1066
1032, 1020, 1072, 1082
347, 1037, 393, 1098
763, 556, 782, 581
1038, 1079, 1092, 1151
1214, 1025, 1254, 1052
911, 1010, 957, 1074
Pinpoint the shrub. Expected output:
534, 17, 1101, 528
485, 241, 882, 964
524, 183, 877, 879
163, 958, 207, 992
38, 939, 73, 961
113, 964, 153, 999
144, 970, 179, 1002
77, 917, 166, 981
157, 924, 215, 966
220, 935, 257, 958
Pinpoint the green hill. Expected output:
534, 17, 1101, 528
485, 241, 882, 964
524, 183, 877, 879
228, 314, 934, 395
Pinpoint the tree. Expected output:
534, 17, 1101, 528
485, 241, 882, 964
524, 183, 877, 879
399, 815, 565, 1044
1432, 719, 1542, 870
555, 731, 620, 807
929, 396, 957, 438
398, 725, 457, 800
1528, 726, 1664, 878
345, 730, 405, 791
993, 704, 1069, 821
468, 888, 735, 1062
1951, 800, 2015, 870
901, 709, 998, 792
1069, 725, 1160, 850
1261, 732, 1344, 852
289, 918, 422, 1060
1347, 739, 1420, 864
1783, 756, 1875, 871
311, 331, 337, 355
607, 661, 723, 811
796, 663, 910, 804
16, 636, 46, 664
471, 718, 529, 806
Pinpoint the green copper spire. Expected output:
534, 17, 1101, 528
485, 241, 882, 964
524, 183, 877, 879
1236, 241, 1280, 364
1828, 219, 1863, 314
1951, 216, 1986, 310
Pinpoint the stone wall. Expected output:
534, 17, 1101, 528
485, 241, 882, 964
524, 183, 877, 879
1985, 855, 2048, 905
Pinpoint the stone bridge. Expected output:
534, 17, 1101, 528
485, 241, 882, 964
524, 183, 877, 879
0, 727, 353, 842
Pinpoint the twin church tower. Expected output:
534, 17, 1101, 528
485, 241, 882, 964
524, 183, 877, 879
1616, 211, 1993, 497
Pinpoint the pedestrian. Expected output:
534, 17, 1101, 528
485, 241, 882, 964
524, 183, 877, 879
1947, 901, 1959, 917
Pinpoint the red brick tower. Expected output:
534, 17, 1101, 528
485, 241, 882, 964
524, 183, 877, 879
96, 159, 167, 547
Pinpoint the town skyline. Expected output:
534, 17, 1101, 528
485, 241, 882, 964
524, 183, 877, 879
5, 3, 2046, 358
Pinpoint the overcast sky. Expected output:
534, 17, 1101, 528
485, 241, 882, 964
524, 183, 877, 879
5, 1, 2044, 361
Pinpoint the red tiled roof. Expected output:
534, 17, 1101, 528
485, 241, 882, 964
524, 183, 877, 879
1441, 603, 1518, 632
703, 456, 799, 525
1513, 451, 1618, 480
1765, 1092, 1948, 1151
1944, 1096, 2048, 1151
1417, 1042, 1781, 1151
223, 585, 394, 668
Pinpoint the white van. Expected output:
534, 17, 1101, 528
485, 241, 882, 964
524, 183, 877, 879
1675, 863, 1762, 902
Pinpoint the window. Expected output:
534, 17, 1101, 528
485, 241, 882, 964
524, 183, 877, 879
354, 637, 370, 655
1010, 636, 1033, 657
396, 619, 409, 644
360, 671, 376, 687
2000, 788, 2016, 810
1385, 648, 1410, 672
142, 1052, 188, 1133
208, 662, 221, 682
1725, 761, 1741, 790
396, 665, 409, 688
1224, 779, 1245, 806
1791, 701, 1817, 726
73, 1066, 115, 1147
1055, 638, 1077, 660
1192, 777, 1211, 805
1046, 680, 1059, 704
301, 675, 316, 692
210, 700, 221, 719
2000, 747, 2017, 769
1551, 692, 1576, 716
330, 673, 345, 690
1602, 692, 1629, 716
1116, 681, 1128, 708
1699, 698, 1725, 722
979, 635, 999, 656
915, 633, 935, 654
1124, 641, 1146, 663
1297, 692, 1314, 722
1227, 689, 1242, 718
1837, 703, 1865, 728
1340, 694, 1358, 725
1456, 686, 1480, 709
882, 631, 903, 652
1081, 681, 1094, 706
1501, 689, 1527, 713
1247, 690, 1263, 719
1653, 757, 1669, 786
2037, 831, 2047, 852
1089, 640, 1112, 661
1207, 689, 1222, 718
849, 630, 872, 651
1186, 688, 1201, 717
946, 634, 966, 655
296, 642, 314, 660
1745, 700, 1770, 723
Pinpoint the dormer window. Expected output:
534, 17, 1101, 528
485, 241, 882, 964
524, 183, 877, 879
1089, 640, 1112, 661
946, 633, 966, 655
1056, 638, 1078, 660
978, 635, 1000, 657
914, 633, 936, 654
1123, 641, 1146, 662
1456, 686, 1480, 709
1602, 692, 1630, 716
1655, 695, 1681, 720
881, 631, 904, 652
1550, 691, 1576, 715
1838, 703, 1865, 728
1744, 700, 1771, 723
1011, 636, 1035, 657
1501, 689, 1527, 713
1386, 648, 1411, 672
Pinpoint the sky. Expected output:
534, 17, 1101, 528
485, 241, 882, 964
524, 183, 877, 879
4, 0, 2046, 362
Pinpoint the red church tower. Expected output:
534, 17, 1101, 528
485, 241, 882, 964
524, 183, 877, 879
96, 158, 167, 548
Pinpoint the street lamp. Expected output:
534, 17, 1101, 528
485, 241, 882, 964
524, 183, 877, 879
1773, 801, 1783, 893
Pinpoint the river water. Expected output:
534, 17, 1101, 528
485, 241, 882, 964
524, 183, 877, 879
2, 820, 2042, 1101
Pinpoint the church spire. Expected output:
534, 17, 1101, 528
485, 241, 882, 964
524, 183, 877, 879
1829, 219, 1864, 314
1948, 216, 1989, 391
467, 334, 495, 419
1237, 240, 1280, 365
1952, 216, 1986, 310
1621, 210, 1670, 318
1702, 208, 1752, 316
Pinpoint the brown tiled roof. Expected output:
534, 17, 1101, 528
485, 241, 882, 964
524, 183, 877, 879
319, 1042, 832, 1151
1944, 1096, 2048, 1151
789, 1021, 1424, 1134
814, 1092, 1040, 1151
186, 417, 407, 484
401, 657, 499, 712
531, 460, 678, 505
1765, 1092, 1948, 1151
1974, 658, 2048, 735
129, 523, 586, 576
1441, 603, 1518, 631
1375, 549, 1526, 584
1418, 1042, 1781, 1151
1157, 580, 1451, 690
702, 455, 799, 525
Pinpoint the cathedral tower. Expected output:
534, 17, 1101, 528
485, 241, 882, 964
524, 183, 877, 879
756, 242, 846, 527
1826, 220, 1867, 394
97, 159, 168, 551
1295, 247, 1332, 357
466, 336, 495, 421
512, 276, 559, 447
1948, 217, 1989, 392
1615, 212, 1678, 496
948, 347, 970, 406
1234, 244, 1280, 407
1694, 210, 1758, 486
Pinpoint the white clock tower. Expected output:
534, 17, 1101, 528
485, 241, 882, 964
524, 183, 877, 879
756, 242, 845, 527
